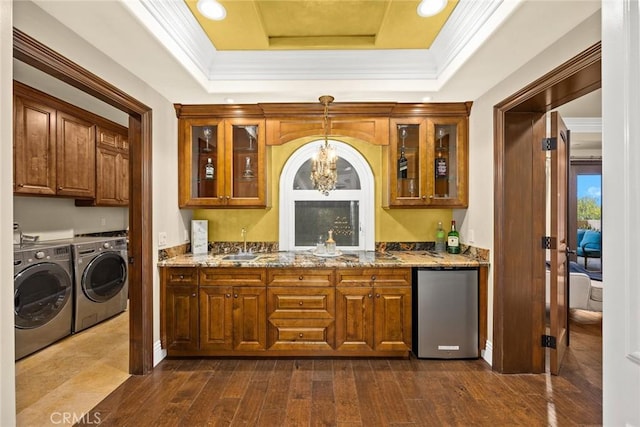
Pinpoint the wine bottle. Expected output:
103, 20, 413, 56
398, 145, 408, 179
205, 158, 215, 180
447, 220, 460, 254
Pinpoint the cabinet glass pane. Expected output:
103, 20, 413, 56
395, 124, 420, 198
231, 125, 259, 199
191, 125, 218, 199
434, 124, 458, 199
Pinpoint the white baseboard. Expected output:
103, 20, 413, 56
153, 340, 167, 367
481, 340, 493, 366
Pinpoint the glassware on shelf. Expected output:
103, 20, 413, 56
408, 178, 416, 197
202, 127, 213, 152
242, 156, 254, 178
244, 126, 257, 151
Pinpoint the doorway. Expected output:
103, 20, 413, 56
493, 42, 601, 373
13, 29, 154, 375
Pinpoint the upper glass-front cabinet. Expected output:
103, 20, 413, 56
178, 118, 266, 208
388, 116, 468, 208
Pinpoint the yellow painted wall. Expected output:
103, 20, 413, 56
194, 137, 452, 242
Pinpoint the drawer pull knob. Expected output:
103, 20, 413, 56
371, 275, 376, 281
299, 276, 303, 280
299, 301, 303, 306
234, 294, 238, 298
179, 275, 184, 279
299, 333, 303, 338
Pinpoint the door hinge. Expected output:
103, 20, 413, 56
541, 236, 557, 250
542, 137, 557, 151
541, 335, 557, 349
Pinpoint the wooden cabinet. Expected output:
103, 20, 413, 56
266, 268, 336, 351
76, 126, 129, 206
14, 87, 96, 199
160, 266, 411, 357
14, 81, 130, 204
199, 268, 267, 352
176, 113, 266, 208
386, 104, 471, 208
335, 268, 412, 354
162, 267, 199, 354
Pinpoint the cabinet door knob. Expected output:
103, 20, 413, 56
376, 293, 381, 298
234, 294, 238, 298
429, 195, 434, 199
298, 276, 303, 280
371, 275, 376, 281
225, 195, 230, 200
368, 293, 372, 298
58, 186, 63, 190
226, 293, 231, 298
422, 195, 427, 200
191, 293, 196, 297
219, 196, 224, 200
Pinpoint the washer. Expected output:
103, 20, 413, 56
70, 236, 128, 333
14, 242, 73, 360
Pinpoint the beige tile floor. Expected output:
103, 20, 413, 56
15, 309, 130, 426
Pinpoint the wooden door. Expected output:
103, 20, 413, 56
200, 286, 233, 351
165, 284, 199, 352
56, 111, 95, 198
549, 111, 570, 375
13, 95, 57, 195
233, 287, 267, 351
373, 286, 412, 351
335, 286, 374, 352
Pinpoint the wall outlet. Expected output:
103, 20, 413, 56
184, 228, 189, 242
158, 232, 168, 247
468, 229, 475, 243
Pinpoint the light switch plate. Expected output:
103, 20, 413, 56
158, 232, 167, 247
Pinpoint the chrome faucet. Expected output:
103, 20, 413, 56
240, 227, 248, 254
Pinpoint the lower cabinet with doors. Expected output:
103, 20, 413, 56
335, 268, 412, 355
160, 265, 412, 357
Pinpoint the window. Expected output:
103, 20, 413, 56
279, 140, 374, 251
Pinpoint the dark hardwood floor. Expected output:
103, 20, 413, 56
78, 312, 601, 426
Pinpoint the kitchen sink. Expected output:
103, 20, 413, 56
222, 253, 259, 261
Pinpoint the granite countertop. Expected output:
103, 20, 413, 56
158, 250, 487, 268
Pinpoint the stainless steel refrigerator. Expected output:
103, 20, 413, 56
412, 267, 479, 359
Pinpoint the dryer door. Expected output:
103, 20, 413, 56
81, 252, 127, 302
14, 263, 72, 329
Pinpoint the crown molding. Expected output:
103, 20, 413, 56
130, 0, 512, 85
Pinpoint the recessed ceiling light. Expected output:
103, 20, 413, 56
417, 0, 447, 18
197, 0, 227, 21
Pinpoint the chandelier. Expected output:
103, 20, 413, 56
311, 95, 337, 196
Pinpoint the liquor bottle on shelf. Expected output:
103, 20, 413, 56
435, 128, 449, 197
204, 158, 215, 180
447, 220, 460, 254
397, 126, 408, 179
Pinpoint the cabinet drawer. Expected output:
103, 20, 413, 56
200, 268, 266, 286
336, 268, 411, 287
267, 318, 334, 350
164, 267, 198, 285
268, 287, 335, 319
267, 268, 334, 287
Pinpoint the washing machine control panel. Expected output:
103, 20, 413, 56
103, 242, 111, 249
34, 251, 46, 260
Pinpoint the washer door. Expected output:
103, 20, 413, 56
82, 252, 127, 302
14, 263, 72, 329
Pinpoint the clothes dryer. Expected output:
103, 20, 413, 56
14, 242, 73, 360
70, 236, 128, 332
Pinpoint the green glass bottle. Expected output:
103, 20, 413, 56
447, 220, 460, 254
